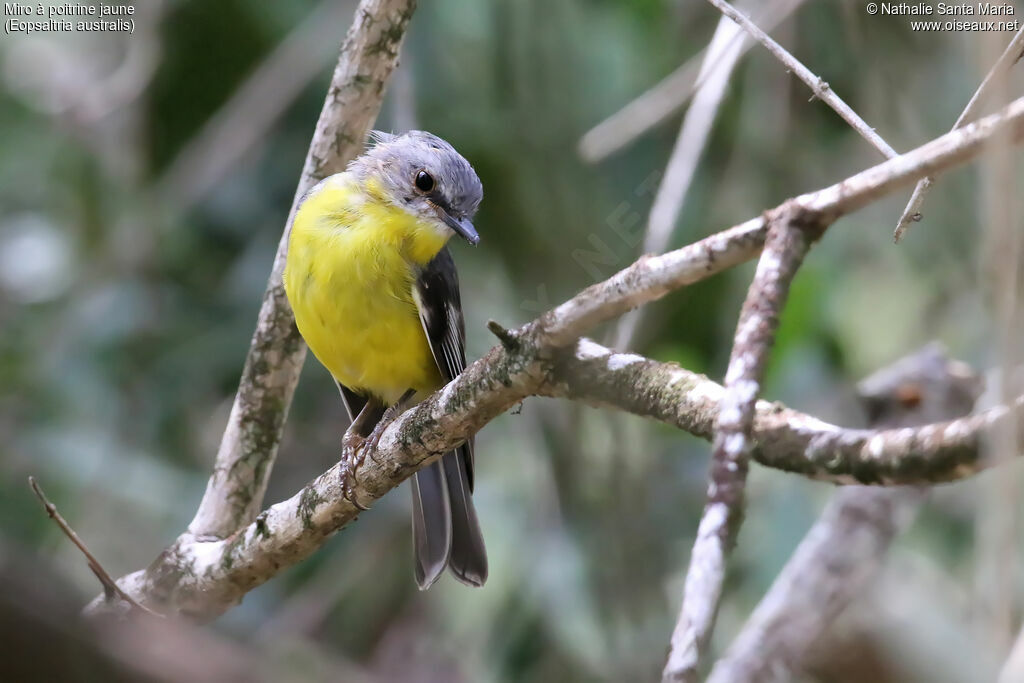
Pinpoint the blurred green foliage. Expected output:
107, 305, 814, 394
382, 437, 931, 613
1, 1, 1022, 681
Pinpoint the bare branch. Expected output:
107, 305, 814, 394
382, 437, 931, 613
613, 9, 752, 349
578, 0, 803, 162
894, 25, 1024, 242
86, 326, 1024, 622
29, 476, 160, 617
704, 0, 897, 159
663, 204, 820, 682
544, 96, 1024, 349
187, 0, 418, 541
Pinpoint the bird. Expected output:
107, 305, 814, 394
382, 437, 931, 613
283, 130, 487, 589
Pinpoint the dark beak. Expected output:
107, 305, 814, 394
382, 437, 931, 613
440, 211, 480, 246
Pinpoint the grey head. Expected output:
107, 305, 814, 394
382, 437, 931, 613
349, 130, 483, 245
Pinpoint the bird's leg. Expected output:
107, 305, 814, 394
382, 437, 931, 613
340, 398, 386, 510
361, 389, 417, 464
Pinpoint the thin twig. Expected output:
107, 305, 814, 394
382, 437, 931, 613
663, 205, 821, 681
894, 25, 1024, 242
578, 0, 803, 162
612, 9, 751, 350
705, 0, 897, 159
29, 476, 160, 617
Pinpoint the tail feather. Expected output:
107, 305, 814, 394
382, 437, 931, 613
411, 462, 451, 590
410, 448, 488, 589
443, 445, 488, 587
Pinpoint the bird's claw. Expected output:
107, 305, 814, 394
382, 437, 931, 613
340, 432, 369, 511
361, 418, 391, 467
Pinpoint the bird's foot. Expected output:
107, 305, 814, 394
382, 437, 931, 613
340, 431, 369, 511
361, 406, 402, 466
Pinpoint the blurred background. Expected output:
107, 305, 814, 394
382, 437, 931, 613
2, 1, 1023, 681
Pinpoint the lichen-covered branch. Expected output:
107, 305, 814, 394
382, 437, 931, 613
550, 341, 1021, 486
706, 343, 982, 683
88, 335, 1024, 621
85, 95, 1024, 621
663, 205, 820, 682
88, 343, 546, 621
188, 0, 418, 541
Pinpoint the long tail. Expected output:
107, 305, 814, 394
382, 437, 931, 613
411, 445, 487, 589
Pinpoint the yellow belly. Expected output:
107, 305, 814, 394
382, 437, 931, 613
284, 176, 447, 405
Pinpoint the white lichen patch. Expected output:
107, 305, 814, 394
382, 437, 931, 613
190, 539, 225, 573
608, 353, 645, 370
723, 433, 747, 457
942, 419, 971, 441
731, 379, 759, 405
688, 379, 724, 402
576, 338, 609, 360
756, 249, 782, 276
438, 380, 459, 408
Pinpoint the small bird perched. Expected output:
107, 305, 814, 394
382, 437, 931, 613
284, 130, 487, 589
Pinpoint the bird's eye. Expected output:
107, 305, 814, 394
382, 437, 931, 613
414, 170, 435, 193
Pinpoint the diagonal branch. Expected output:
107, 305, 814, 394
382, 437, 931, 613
704, 0, 897, 159
663, 204, 822, 682
83, 95, 1024, 622
158, 0, 358, 209
578, 0, 804, 162
187, 0, 418, 541
540, 95, 1024, 349
613, 5, 758, 349
85, 334, 1024, 622
893, 25, 1024, 242
29, 477, 160, 617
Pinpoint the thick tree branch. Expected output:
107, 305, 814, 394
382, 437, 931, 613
85, 95, 1024, 621
87, 335, 1024, 621
550, 341, 1021, 485
663, 205, 820, 682
188, 0, 417, 541
706, 343, 982, 683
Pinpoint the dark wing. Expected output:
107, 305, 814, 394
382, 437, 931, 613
412, 247, 487, 588
415, 251, 467, 385
413, 247, 473, 485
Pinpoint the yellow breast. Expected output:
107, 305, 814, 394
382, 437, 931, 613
284, 174, 449, 405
